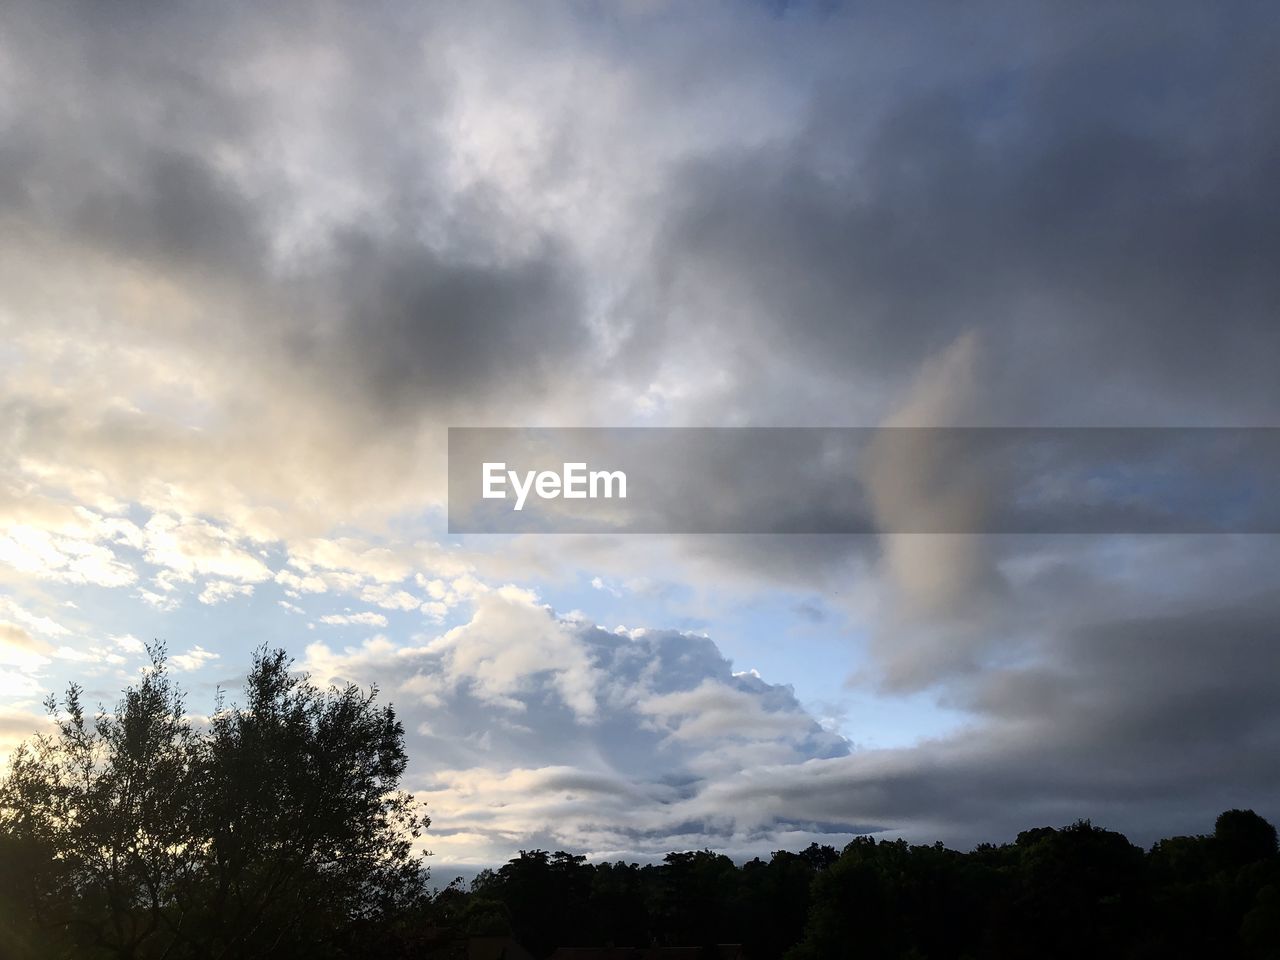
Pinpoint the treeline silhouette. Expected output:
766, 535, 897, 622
447, 811, 1279, 959
1, 647, 1277, 959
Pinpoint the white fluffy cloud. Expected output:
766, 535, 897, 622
301, 594, 848, 862
427, 587, 602, 720
0, 622, 53, 698
170, 645, 220, 672
198, 580, 255, 605
638, 679, 816, 743
319, 611, 389, 627
142, 515, 272, 584
0, 525, 137, 587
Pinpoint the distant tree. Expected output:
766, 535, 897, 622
1001, 820, 1147, 959
787, 836, 981, 960
473, 849, 601, 953
433, 813, 1280, 960
588, 861, 650, 948
738, 847, 834, 958
653, 850, 740, 948
1240, 883, 1280, 957
458, 895, 513, 936
1214, 810, 1279, 871
796, 842, 840, 872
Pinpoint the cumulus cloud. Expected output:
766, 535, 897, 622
300, 597, 848, 860
0, 596, 71, 640
426, 587, 602, 721
318, 611, 389, 628
198, 580, 255, 606
169, 645, 220, 672
0, 622, 53, 698
638, 679, 817, 743
0, 622, 52, 657
110, 634, 146, 654
0, 525, 136, 587
142, 515, 272, 585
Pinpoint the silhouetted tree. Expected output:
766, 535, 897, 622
193, 647, 428, 957
1215, 810, 1279, 871
654, 849, 741, 947
2, 646, 202, 957
738, 846, 835, 958
0, 645, 428, 959
1003, 820, 1147, 958
587, 860, 650, 947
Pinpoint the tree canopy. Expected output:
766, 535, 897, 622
0, 645, 429, 959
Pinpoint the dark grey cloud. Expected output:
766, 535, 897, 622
638, 2, 1280, 426
760, 563, 1280, 845
0, 0, 589, 429
855, 596, 1280, 844
9, 0, 1275, 431
297, 228, 582, 414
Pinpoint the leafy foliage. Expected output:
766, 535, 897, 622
0, 645, 428, 959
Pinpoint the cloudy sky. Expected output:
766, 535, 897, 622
2, 0, 1279, 873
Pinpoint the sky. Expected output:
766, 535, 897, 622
2, 0, 1279, 876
